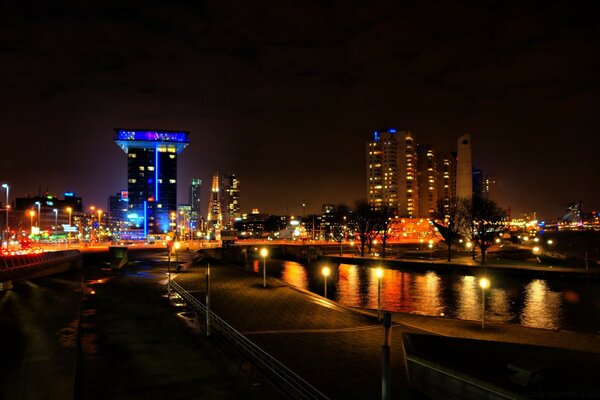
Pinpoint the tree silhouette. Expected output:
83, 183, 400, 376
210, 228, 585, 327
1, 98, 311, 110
431, 197, 462, 262
460, 196, 506, 265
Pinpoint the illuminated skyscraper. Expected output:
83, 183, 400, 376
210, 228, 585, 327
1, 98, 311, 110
456, 134, 473, 199
114, 129, 189, 236
206, 172, 222, 235
222, 173, 240, 227
189, 178, 202, 232
366, 129, 418, 217
417, 144, 438, 217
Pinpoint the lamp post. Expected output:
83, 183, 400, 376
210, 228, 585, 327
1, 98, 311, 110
174, 241, 181, 264
29, 210, 35, 234
2, 184, 8, 250
479, 277, 490, 329
53, 209, 58, 246
376, 267, 383, 321
97, 209, 103, 242
89, 206, 96, 243
322, 266, 330, 298
66, 207, 72, 244
171, 212, 176, 234
260, 247, 268, 288
34, 201, 41, 228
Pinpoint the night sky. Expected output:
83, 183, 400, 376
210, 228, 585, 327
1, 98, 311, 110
1, 1, 599, 219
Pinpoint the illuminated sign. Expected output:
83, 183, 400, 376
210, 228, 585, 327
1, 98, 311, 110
120, 191, 128, 200
64, 192, 74, 197
116, 130, 189, 143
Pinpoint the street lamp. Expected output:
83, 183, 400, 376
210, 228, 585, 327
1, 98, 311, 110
53, 209, 58, 245
34, 201, 41, 228
29, 210, 35, 234
97, 209, 103, 242
376, 267, 383, 321
260, 247, 268, 288
171, 212, 176, 234
2, 183, 8, 250
66, 207, 72, 244
532, 246, 541, 255
174, 241, 181, 263
322, 266, 331, 298
479, 277, 490, 329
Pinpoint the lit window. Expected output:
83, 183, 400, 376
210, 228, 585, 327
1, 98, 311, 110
139, 166, 145, 171
169, 154, 175, 159
148, 166, 155, 171
128, 179, 136, 183
169, 179, 176, 184
128, 153, 137, 158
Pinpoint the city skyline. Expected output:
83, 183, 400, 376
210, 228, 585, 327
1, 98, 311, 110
1, 2, 599, 219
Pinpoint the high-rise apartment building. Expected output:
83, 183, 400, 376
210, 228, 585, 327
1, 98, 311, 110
222, 173, 240, 227
436, 151, 457, 214
114, 129, 189, 235
417, 144, 438, 217
189, 178, 202, 232
456, 134, 473, 199
367, 129, 418, 217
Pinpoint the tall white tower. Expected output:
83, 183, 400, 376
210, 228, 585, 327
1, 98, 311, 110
456, 134, 472, 199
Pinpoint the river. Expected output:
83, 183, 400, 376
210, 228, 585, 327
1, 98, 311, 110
248, 258, 600, 334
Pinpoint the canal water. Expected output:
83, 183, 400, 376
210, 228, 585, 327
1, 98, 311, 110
248, 259, 600, 334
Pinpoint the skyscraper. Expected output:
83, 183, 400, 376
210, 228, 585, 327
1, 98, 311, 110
206, 172, 222, 235
435, 151, 457, 217
417, 144, 438, 217
114, 129, 189, 236
222, 173, 240, 227
456, 134, 473, 199
367, 129, 418, 217
189, 178, 202, 232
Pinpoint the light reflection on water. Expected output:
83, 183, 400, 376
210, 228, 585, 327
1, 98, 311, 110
267, 260, 597, 332
521, 280, 563, 330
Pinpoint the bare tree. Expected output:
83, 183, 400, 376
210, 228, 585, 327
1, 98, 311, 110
378, 207, 395, 258
460, 196, 506, 265
431, 197, 462, 262
354, 200, 379, 257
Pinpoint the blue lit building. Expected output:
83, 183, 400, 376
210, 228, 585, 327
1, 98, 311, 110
114, 129, 190, 236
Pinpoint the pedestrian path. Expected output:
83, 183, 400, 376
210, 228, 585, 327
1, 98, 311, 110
173, 254, 600, 399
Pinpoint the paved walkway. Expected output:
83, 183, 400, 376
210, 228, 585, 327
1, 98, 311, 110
172, 252, 600, 399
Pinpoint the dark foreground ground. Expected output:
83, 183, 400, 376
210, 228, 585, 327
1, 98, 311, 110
0, 259, 280, 400
1, 250, 599, 399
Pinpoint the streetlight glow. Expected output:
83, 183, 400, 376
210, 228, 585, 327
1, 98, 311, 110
322, 266, 330, 298
479, 277, 490, 329
260, 248, 268, 288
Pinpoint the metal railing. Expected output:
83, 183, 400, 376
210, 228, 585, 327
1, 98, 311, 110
169, 280, 330, 400
0, 250, 80, 271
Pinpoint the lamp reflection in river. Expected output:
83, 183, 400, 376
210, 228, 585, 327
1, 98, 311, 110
336, 264, 360, 307
455, 276, 480, 321
412, 271, 443, 316
521, 279, 563, 330
281, 261, 308, 290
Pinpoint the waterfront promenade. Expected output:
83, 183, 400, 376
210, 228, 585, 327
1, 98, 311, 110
172, 251, 600, 399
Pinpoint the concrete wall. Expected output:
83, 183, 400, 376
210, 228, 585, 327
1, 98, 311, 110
406, 355, 524, 400
0, 250, 82, 283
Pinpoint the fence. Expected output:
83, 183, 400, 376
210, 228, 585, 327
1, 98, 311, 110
169, 280, 330, 400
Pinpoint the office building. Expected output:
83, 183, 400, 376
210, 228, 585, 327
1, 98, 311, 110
189, 179, 202, 232
222, 173, 240, 227
417, 144, 438, 217
108, 191, 129, 222
367, 128, 418, 217
206, 172, 223, 236
114, 129, 190, 236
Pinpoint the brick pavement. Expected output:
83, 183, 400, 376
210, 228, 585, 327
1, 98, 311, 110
173, 262, 424, 400
172, 254, 600, 399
